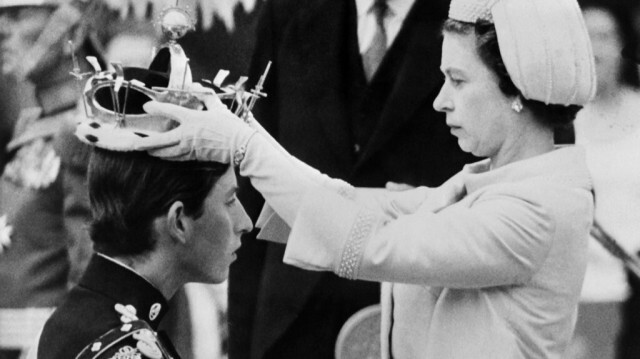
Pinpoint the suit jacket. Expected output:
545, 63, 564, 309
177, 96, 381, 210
283, 147, 594, 358
37, 254, 180, 359
230, 0, 475, 358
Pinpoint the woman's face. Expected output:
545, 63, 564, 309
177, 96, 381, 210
433, 32, 514, 158
583, 8, 624, 94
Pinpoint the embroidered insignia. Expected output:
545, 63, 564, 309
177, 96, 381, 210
149, 303, 161, 321
109, 346, 141, 359
134, 330, 162, 359
0, 215, 12, 254
115, 303, 139, 323
2, 138, 60, 190
137, 340, 162, 359
132, 329, 155, 343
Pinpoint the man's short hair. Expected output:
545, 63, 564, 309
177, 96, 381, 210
88, 148, 229, 256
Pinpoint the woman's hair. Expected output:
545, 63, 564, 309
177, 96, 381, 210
442, 19, 582, 128
88, 148, 229, 257
580, 0, 640, 88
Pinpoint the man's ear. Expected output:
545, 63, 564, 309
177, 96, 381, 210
167, 201, 190, 245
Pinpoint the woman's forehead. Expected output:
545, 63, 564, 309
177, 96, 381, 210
440, 32, 484, 73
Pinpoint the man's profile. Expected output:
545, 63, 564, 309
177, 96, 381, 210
37, 148, 252, 359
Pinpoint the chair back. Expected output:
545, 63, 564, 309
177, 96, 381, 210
335, 304, 381, 359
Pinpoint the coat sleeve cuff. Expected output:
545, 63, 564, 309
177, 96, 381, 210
283, 188, 381, 279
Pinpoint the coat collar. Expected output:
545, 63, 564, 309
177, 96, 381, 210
462, 146, 593, 195
79, 254, 170, 330
285, 0, 449, 171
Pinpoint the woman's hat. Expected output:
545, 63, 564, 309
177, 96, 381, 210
448, 0, 597, 106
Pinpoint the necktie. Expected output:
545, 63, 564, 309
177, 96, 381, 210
362, 0, 389, 81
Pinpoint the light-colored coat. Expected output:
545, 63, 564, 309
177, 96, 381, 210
281, 147, 594, 358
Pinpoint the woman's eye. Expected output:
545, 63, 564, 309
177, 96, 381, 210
450, 78, 463, 86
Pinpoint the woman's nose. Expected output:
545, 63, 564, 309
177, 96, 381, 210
433, 85, 453, 112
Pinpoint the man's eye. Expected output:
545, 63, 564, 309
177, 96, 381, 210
226, 196, 238, 206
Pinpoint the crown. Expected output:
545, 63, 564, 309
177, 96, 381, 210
80, 44, 201, 132
72, 5, 271, 151
446, 0, 596, 106
448, 0, 502, 23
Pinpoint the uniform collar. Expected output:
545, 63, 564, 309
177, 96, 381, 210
79, 254, 170, 330
462, 146, 593, 195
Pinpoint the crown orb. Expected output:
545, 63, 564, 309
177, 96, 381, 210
160, 7, 195, 41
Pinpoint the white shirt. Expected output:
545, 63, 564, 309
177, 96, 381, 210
355, 0, 415, 54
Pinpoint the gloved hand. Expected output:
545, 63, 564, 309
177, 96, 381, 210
138, 88, 256, 163
190, 84, 354, 193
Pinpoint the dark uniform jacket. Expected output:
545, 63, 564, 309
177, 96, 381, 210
229, 0, 477, 358
38, 254, 181, 359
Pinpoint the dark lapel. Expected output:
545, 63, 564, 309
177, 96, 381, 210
252, 1, 357, 357
355, 0, 449, 169
251, 245, 326, 359
279, 0, 356, 167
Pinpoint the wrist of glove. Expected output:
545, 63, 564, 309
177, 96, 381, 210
245, 112, 353, 194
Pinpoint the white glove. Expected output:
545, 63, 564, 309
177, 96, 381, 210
243, 113, 352, 193
138, 95, 256, 163
138, 84, 333, 225
190, 84, 353, 193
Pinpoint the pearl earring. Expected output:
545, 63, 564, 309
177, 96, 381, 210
511, 96, 523, 113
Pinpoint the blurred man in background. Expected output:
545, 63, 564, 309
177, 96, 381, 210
0, 1, 107, 357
